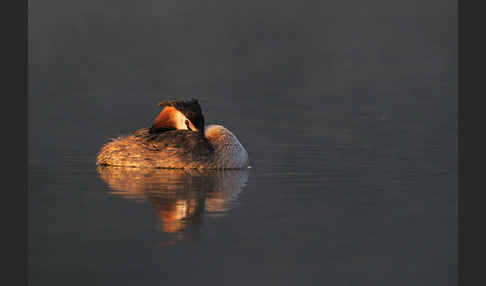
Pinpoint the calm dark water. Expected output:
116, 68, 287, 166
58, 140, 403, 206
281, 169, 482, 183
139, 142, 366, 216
29, 0, 457, 285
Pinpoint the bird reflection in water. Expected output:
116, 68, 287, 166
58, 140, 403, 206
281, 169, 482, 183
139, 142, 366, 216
96, 166, 249, 244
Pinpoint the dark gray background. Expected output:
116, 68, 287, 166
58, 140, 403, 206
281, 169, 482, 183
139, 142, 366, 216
29, 0, 457, 285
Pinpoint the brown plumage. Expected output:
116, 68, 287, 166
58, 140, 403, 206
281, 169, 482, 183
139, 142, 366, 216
96, 99, 249, 169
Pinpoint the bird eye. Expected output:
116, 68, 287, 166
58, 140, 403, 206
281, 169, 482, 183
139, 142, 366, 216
185, 119, 192, 131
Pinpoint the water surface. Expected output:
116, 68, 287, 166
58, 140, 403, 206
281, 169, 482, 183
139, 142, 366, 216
29, 0, 456, 285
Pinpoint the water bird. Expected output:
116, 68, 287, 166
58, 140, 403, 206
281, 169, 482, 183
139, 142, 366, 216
96, 99, 249, 169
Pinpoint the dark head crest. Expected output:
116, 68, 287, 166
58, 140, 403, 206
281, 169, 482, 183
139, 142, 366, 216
154, 98, 205, 133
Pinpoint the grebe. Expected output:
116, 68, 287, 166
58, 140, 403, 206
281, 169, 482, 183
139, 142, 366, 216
96, 99, 249, 169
